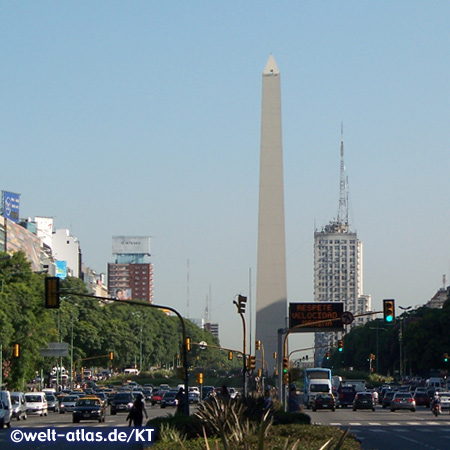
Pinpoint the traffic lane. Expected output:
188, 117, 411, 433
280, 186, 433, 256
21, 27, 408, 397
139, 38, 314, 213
9, 402, 197, 428
351, 426, 450, 450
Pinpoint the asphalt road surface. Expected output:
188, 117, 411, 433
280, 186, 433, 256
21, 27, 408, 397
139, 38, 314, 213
308, 404, 450, 450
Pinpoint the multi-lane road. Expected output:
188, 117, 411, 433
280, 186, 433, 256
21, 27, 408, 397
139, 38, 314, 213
308, 405, 450, 450
3, 402, 450, 450
0, 402, 188, 449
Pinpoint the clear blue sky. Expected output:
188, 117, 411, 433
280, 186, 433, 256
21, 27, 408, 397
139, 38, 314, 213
2, 1, 450, 355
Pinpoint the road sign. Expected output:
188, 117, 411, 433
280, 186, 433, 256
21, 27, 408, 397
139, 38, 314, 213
199, 341, 207, 350
341, 311, 354, 325
39, 342, 69, 357
289, 302, 344, 332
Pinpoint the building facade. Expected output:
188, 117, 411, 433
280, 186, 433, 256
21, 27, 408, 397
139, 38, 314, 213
314, 136, 371, 364
107, 236, 154, 302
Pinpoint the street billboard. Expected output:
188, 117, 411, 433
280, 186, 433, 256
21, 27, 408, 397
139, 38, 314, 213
112, 236, 151, 255
55, 260, 67, 279
289, 302, 344, 332
2, 191, 20, 223
6, 219, 41, 271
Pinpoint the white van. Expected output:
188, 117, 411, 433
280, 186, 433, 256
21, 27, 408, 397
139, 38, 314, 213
10, 392, 27, 420
0, 391, 12, 428
124, 368, 139, 375
24, 392, 48, 416
426, 378, 442, 391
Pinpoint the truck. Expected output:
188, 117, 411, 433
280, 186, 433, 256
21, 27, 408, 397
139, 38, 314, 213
304, 368, 332, 408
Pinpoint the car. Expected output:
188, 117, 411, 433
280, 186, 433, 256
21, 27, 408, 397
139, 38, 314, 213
59, 395, 80, 414
93, 391, 108, 407
45, 392, 59, 412
353, 392, 376, 411
161, 391, 179, 408
312, 393, 336, 411
382, 390, 396, 408
25, 392, 48, 416
390, 392, 416, 412
0, 391, 12, 428
337, 385, 356, 408
72, 396, 106, 423
0, 400, 11, 428
188, 391, 200, 404
150, 390, 163, 406
438, 391, 450, 410
201, 386, 215, 399
110, 392, 134, 415
414, 391, 430, 407
142, 388, 153, 402
10, 392, 27, 420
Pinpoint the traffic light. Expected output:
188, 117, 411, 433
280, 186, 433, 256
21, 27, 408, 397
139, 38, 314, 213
383, 299, 395, 324
109, 352, 114, 360
228, 351, 233, 360
255, 340, 261, 351
444, 353, 448, 363
248, 355, 256, 371
282, 357, 289, 374
45, 277, 60, 309
13, 344, 19, 358
196, 372, 203, 384
257, 368, 262, 377
237, 295, 247, 314
325, 351, 330, 359
186, 337, 191, 351
338, 340, 343, 352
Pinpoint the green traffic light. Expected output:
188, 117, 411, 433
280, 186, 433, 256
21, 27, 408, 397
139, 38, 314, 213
338, 348, 343, 352
386, 315, 393, 323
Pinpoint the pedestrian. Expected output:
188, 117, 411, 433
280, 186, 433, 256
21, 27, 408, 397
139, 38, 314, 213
263, 389, 273, 411
221, 385, 230, 400
127, 395, 148, 427
288, 386, 300, 413
176, 387, 186, 414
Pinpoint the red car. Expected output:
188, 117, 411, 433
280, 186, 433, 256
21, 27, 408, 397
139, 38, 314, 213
151, 390, 163, 406
414, 392, 430, 407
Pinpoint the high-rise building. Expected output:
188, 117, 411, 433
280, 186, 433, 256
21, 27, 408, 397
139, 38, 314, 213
255, 55, 288, 373
314, 133, 371, 364
107, 236, 154, 302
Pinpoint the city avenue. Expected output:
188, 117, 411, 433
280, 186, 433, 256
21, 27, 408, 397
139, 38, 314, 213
308, 405, 450, 450
0, 403, 196, 450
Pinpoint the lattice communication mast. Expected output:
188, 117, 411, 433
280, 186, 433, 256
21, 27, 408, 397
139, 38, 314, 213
337, 123, 349, 230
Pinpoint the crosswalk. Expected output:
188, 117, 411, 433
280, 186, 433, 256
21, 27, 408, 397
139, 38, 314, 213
329, 422, 450, 427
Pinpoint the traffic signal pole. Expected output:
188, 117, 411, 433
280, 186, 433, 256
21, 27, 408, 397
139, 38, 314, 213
233, 296, 247, 397
281, 310, 385, 411
45, 277, 190, 416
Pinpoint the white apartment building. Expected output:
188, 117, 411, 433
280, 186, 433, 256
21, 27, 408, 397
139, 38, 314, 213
314, 220, 371, 363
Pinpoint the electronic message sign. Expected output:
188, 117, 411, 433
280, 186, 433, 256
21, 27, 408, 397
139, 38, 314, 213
289, 302, 344, 332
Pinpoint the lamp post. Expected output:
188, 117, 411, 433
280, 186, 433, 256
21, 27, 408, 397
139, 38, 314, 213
399, 306, 412, 379
369, 327, 387, 373
131, 312, 144, 372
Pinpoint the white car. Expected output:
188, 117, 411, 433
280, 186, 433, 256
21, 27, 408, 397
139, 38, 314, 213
438, 391, 450, 410
0, 400, 11, 428
24, 392, 48, 416
59, 395, 80, 414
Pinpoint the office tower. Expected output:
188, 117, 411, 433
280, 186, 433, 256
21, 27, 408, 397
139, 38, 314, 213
314, 133, 371, 364
108, 236, 154, 303
255, 55, 287, 372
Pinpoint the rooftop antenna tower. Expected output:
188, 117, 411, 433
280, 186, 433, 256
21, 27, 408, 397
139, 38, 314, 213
337, 123, 349, 229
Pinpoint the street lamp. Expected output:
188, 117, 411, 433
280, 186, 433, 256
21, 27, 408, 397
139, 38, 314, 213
399, 306, 412, 379
131, 312, 144, 373
369, 327, 388, 373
